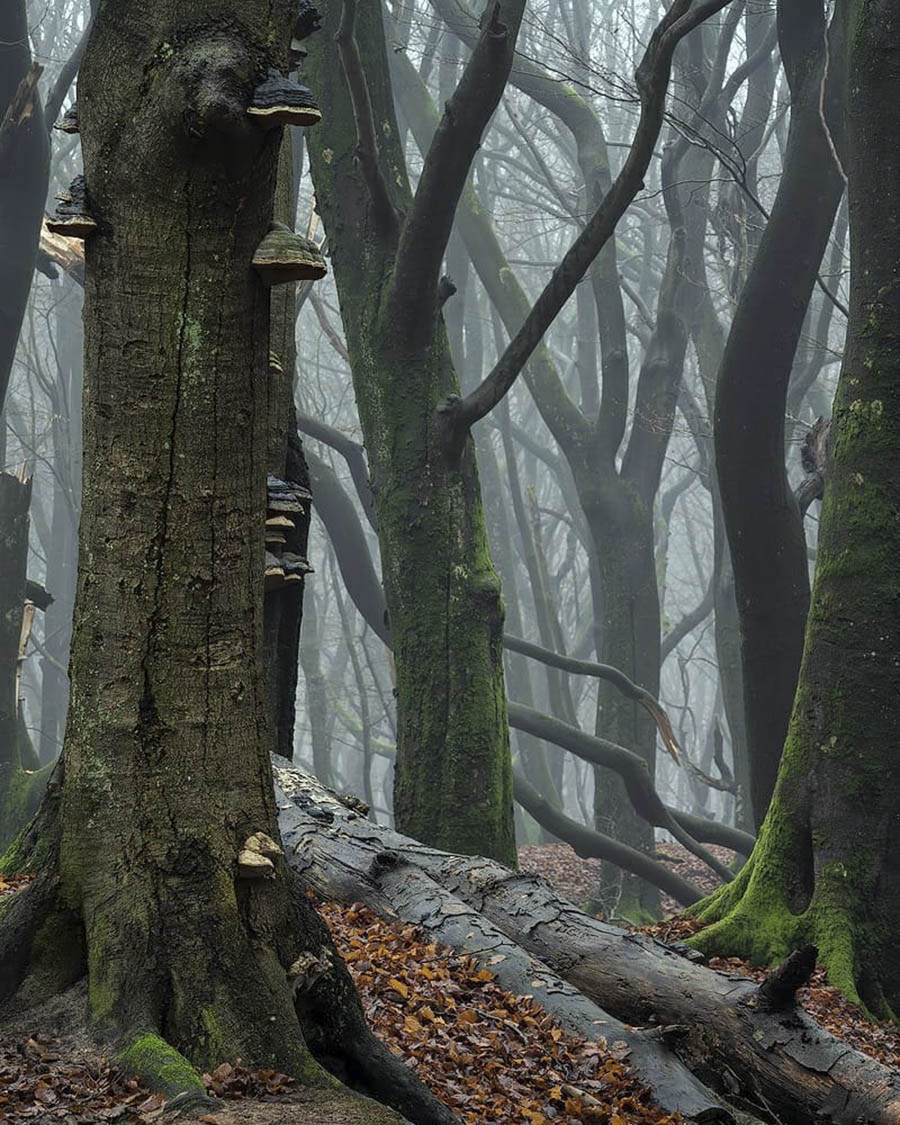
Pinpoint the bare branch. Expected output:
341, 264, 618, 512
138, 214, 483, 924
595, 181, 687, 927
503, 633, 681, 763
513, 772, 704, 907
386, 0, 525, 345
437, 0, 735, 457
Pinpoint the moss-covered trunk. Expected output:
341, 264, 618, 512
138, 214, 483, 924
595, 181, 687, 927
305, 1, 515, 865
693, 0, 900, 1019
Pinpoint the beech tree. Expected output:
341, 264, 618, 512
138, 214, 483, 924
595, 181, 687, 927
0, 4, 455, 1120
693, 0, 900, 1019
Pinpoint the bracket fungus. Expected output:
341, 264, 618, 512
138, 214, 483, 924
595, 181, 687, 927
53, 103, 79, 134
293, 0, 322, 41
252, 223, 327, 284
248, 69, 321, 128
288, 947, 332, 997
236, 831, 283, 879
46, 176, 97, 240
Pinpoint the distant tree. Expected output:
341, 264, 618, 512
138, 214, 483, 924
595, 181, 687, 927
694, 0, 900, 1019
713, 0, 846, 827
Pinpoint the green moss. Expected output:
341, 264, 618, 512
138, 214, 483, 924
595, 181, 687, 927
18, 908, 86, 1002
115, 1034, 205, 1098
0, 762, 54, 855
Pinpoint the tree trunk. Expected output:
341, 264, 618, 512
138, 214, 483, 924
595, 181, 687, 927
276, 761, 900, 1125
0, 0, 49, 408
305, 0, 516, 865
0, 10, 456, 1122
0, 470, 51, 849
695, 0, 900, 1021
712, 0, 846, 826
263, 135, 311, 761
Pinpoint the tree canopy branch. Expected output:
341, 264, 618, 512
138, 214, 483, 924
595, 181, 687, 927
436, 0, 735, 458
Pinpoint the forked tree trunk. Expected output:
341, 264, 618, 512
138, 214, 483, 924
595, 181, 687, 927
0, 9, 455, 1122
305, 0, 516, 865
695, 0, 900, 1021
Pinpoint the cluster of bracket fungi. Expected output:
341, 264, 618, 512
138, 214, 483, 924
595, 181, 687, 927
48, 0, 328, 285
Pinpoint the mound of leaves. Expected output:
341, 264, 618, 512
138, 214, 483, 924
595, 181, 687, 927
319, 899, 681, 1125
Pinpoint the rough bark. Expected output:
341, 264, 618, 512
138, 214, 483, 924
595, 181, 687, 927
713, 0, 846, 826
0, 9, 455, 1122
276, 762, 900, 1125
305, 0, 517, 865
694, 0, 900, 1022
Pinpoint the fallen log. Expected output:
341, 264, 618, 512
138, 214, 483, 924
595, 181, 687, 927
275, 760, 737, 1124
274, 759, 900, 1125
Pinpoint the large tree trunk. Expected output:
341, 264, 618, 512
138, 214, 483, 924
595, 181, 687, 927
305, 0, 517, 865
712, 0, 846, 827
0, 9, 454, 1123
695, 0, 900, 1022
276, 762, 900, 1125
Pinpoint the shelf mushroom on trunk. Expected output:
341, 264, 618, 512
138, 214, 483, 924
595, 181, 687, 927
248, 69, 322, 128
46, 175, 96, 239
264, 475, 313, 592
252, 222, 327, 284
53, 103, 79, 134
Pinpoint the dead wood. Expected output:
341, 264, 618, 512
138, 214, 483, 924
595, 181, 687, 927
274, 760, 900, 1125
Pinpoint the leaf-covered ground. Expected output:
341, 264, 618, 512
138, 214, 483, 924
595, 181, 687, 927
3, 844, 899, 1123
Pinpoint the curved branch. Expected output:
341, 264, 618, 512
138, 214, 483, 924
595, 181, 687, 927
436, 0, 735, 455
297, 412, 376, 528
503, 633, 680, 762
512, 773, 703, 906
508, 702, 737, 882
660, 580, 715, 662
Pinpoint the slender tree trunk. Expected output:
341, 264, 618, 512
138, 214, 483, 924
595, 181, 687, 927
305, 0, 516, 865
263, 135, 311, 761
713, 0, 846, 826
695, 0, 900, 1020
0, 0, 49, 408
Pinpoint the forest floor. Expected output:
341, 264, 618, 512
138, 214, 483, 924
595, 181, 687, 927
2, 844, 899, 1124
